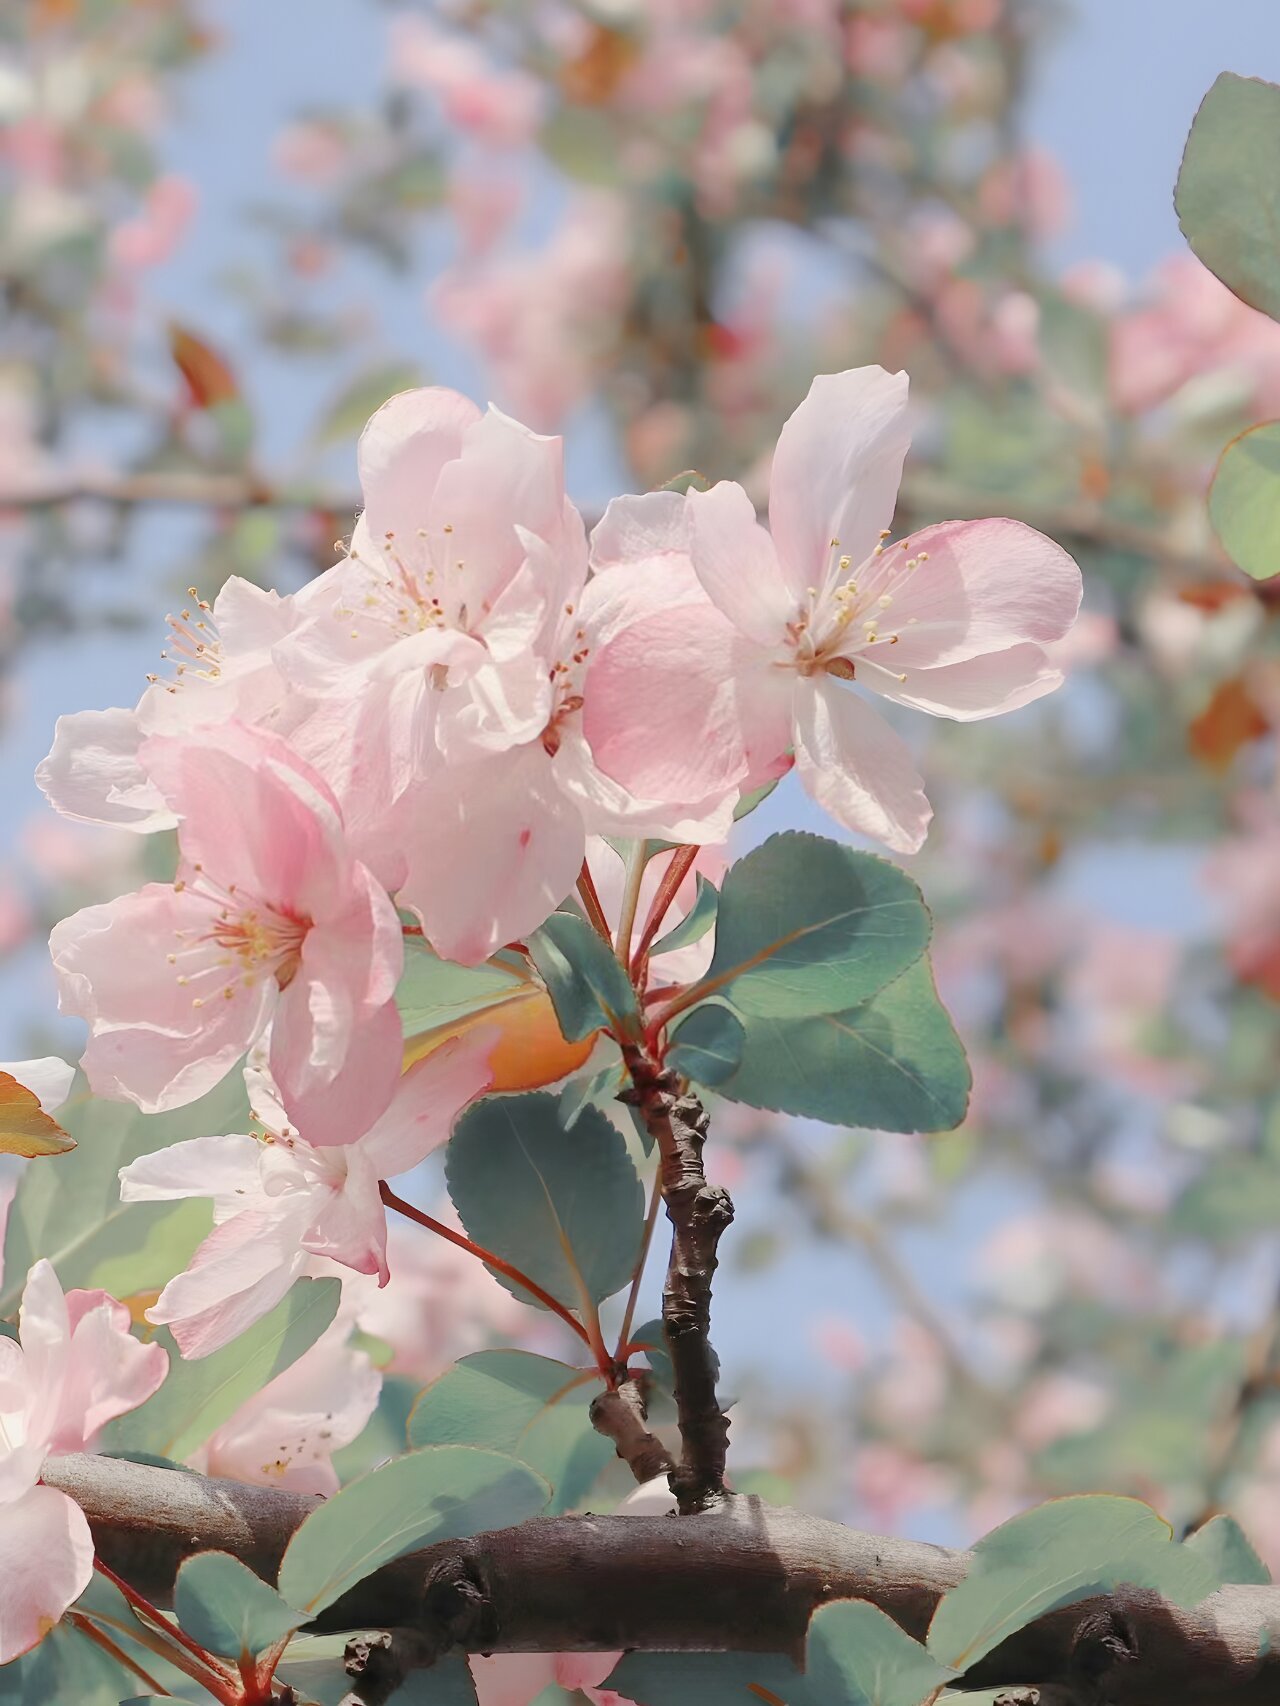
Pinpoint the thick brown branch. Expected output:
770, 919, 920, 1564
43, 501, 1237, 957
620, 1052, 733, 1513
41, 1455, 1280, 1704
590, 1377, 676, 1485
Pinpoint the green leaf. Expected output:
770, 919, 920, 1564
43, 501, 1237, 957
408, 1351, 610, 1515
658, 470, 711, 495
1185, 1514, 1271, 1584
604, 1652, 814, 1706
1176, 72, 1280, 322
527, 912, 639, 1041
446, 1093, 644, 1313
674, 959, 969, 1132
101, 1278, 339, 1462
0, 1075, 247, 1317
666, 1003, 744, 1088
1209, 422, 1280, 581
396, 945, 529, 1037
927, 1495, 1221, 1671
807, 1601, 956, 1706
278, 1446, 549, 1616
651, 874, 719, 959
174, 1551, 301, 1660
696, 833, 931, 1018
313, 362, 425, 449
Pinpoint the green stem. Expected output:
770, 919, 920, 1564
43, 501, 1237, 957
615, 840, 651, 967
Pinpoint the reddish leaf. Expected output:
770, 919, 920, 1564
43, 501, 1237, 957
1188, 677, 1269, 770
168, 322, 240, 411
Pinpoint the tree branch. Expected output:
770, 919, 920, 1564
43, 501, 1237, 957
619, 1052, 733, 1514
41, 1455, 1280, 1703
590, 1377, 676, 1485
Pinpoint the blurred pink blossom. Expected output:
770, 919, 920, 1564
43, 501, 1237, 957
273, 120, 351, 185
108, 174, 197, 271
978, 146, 1073, 242
433, 195, 630, 427
1109, 255, 1280, 418
353, 1210, 535, 1385
190, 1321, 381, 1495
390, 15, 545, 150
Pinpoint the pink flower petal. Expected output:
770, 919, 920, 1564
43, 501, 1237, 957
199, 1324, 381, 1495
36, 707, 174, 833
359, 387, 482, 545
51, 884, 274, 1112
873, 518, 1083, 671
583, 600, 750, 805
0, 1486, 94, 1664
768, 366, 910, 594
686, 480, 794, 646
873, 643, 1064, 722
429, 406, 570, 612
358, 1028, 496, 1181
269, 867, 404, 1147
141, 723, 346, 911
792, 678, 932, 854
397, 744, 585, 965
300, 1149, 387, 1279
148, 1206, 308, 1359
53, 1293, 167, 1449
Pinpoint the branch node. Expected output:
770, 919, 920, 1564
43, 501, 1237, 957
590, 1377, 676, 1484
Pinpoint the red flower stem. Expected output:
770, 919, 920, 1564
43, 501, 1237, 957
576, 861, 612, 943
379, 1182, 602, 1362
67, 1613, 172, 1696
94, 1558, 237, 1695
630, 844, 699, 978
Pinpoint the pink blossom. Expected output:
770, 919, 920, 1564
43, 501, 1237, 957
284, 389, 724, 962
390, 16, 545, 150
432, 197, 630, 428
272, 120, 350, 185
189, 1321, 381, 1495
353, 1210, 531, 1384
977, 146, 1073, 242
49, 722, 405, 1144
0, 1260, 167, 1662
108, 174, 197, 271
585, 367, 1081, 854
37, 576, 310, 833
1109, 254, 1280, 419
118, 1028, 494, 1359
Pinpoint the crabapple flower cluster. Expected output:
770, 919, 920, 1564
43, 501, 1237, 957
12, 365, 1080, 1680
40, 366, 1078, 1145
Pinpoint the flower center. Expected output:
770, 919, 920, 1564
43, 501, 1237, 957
146, 588, 222, 695
338, 524, 484, 646
170, 866, 310, 1007
783, 534, 923, 688
542, 604, 590, 756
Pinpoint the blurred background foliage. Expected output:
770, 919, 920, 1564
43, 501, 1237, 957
6, 0, 1280, 1565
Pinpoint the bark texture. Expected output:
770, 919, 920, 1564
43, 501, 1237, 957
620, 1052, 733, 1513
42, 1454, 1280, 1705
